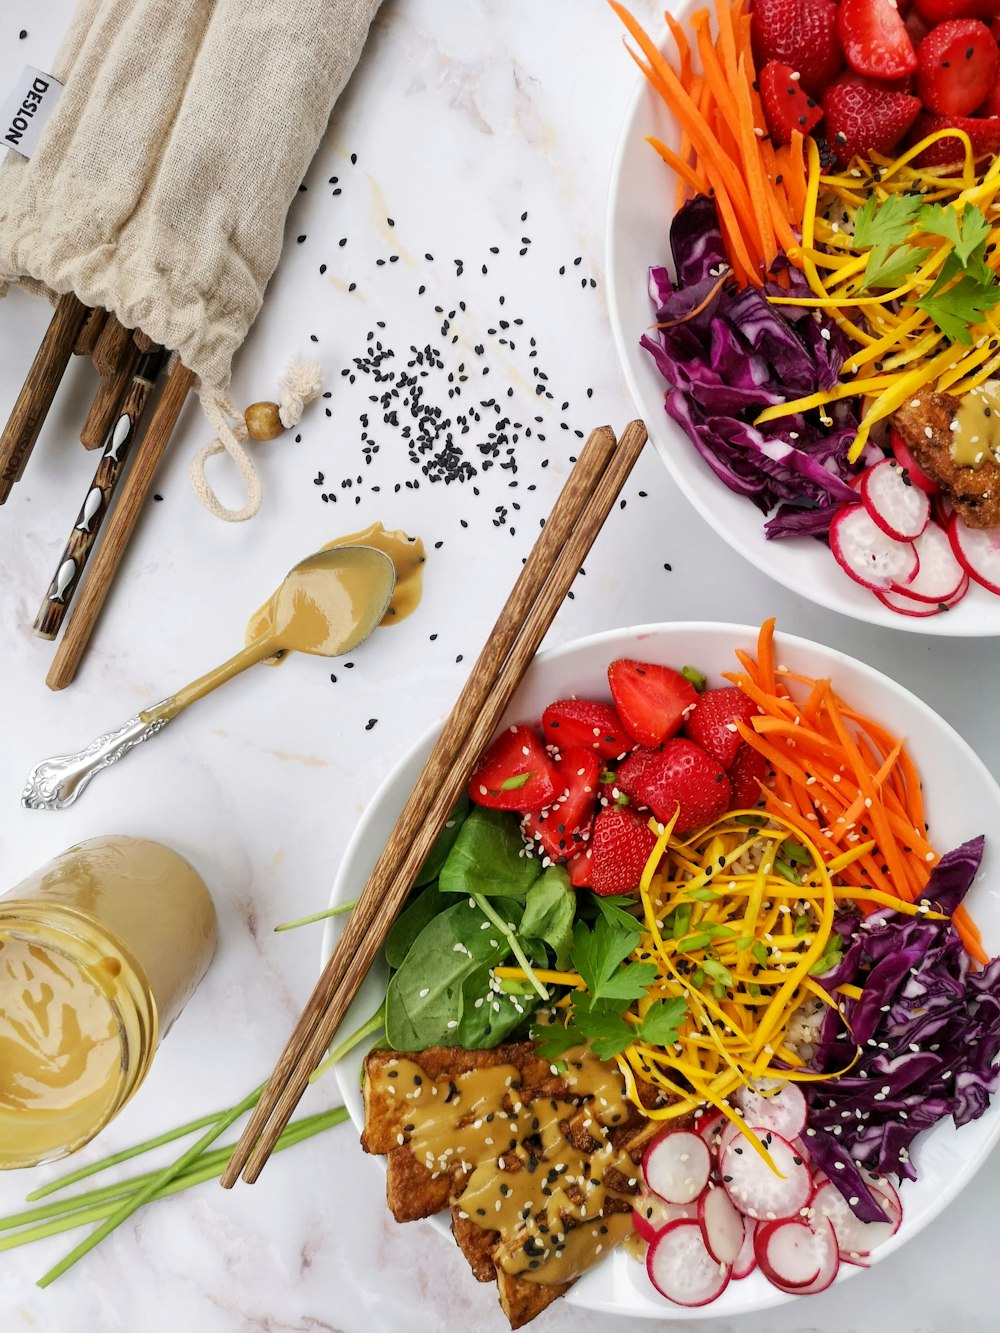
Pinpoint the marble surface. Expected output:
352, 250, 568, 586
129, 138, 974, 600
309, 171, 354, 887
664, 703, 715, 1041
1, 3, 999, 1331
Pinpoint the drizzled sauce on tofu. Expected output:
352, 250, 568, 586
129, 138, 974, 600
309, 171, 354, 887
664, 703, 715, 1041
951, 380, 1000, 469
375, 1049, 637, 1284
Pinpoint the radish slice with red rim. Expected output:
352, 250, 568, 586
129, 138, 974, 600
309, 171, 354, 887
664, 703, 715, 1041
633, 1190, 698, 1242
830, 505, 919, 592
861, 458, 931, 541
719, 1127, 812, 1220
646, 1219, 732, 1307
890, 428, 939, 495
875, 579, 969, 617
948, 514, 1000, 595
756, 1216, 840, 1295
699, 1184, 745, 1265
734, 1079, 806, 1140
695, 1108, 725, 1147
811, 1181, 896, 1263
891, 520, 967, 603
642, 1129, 711, 1205
732, 1219, 757, 1279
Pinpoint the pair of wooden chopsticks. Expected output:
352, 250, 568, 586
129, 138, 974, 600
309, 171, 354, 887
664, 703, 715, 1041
220, 418, 649, 1188
0, 293, 194, 687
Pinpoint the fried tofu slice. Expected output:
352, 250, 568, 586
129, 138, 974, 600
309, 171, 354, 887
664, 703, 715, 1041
892, 391, 1000, 528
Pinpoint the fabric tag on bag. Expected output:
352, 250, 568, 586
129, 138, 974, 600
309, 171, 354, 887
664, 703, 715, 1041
1, 67, 63, 159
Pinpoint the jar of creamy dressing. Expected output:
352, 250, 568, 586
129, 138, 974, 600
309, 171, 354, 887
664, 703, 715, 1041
0, 836, 216, 1169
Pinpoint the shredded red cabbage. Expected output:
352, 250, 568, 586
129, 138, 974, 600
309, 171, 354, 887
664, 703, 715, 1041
805, 839, 1000, 1216
642, 195, 872, 538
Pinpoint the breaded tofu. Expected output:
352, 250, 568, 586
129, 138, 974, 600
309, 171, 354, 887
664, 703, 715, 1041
892, 391, 1000, 528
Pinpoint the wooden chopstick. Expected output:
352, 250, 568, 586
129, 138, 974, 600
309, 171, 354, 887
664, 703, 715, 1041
223, 419, 648, 1187
46, 359, 194, 691
0, 292, 88, 501
89, 314, 133, 379
72, 307, 107, 358
81, 330, 140, 451
34, 347, 167, 641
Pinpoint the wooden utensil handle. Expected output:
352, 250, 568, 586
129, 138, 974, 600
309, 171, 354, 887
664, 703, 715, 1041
0, 293, 88, 501
46, 361, 195, 691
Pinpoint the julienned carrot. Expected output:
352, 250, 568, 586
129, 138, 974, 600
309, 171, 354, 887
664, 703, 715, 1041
647, 136, 705, 197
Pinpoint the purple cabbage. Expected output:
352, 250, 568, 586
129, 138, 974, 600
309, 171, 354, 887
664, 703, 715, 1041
643, 195, 866, 537
805, 839, 1000, 1216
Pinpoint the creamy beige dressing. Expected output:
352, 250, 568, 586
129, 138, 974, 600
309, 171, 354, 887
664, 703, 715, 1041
371, 1049, 636, 1285
951, 380, 1000, 469
247, 523, 425, 666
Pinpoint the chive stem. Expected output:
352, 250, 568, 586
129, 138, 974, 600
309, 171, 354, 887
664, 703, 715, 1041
273, 900, 357, 933
473, 892, 549, 1001
309, 1003, 385, 1085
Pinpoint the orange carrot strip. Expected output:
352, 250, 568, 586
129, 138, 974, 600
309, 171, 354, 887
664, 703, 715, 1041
663, 8, 694, 86
647, 135, 706, 196
783, 132, 808, 219
734, 55, 776, 269
757, 618, 777, 696
954, 905, 988, 965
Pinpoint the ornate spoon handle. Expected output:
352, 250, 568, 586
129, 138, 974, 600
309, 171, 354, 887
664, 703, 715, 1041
22, 712, 170, 811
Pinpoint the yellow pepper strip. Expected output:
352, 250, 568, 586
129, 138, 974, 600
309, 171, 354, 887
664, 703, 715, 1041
493, 967, 585, 988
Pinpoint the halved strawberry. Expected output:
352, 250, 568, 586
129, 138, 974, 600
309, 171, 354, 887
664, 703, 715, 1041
523, 747, 600, 861
467, 724, 557, 811
909, 108, 1000, 161
917, 18, 999, 114
540, 697, 635, 759
728, 743, 770, 809
978, 74, 1000, 117
568, 838, 594, 888
617, 740, 732, 836
684, 686, 759, 769
839, 0, 918, 79
914, 0, 1000, 21
750, 0, 844, 94
759, 61, 824, 144
589, 805, 658, 897
607, 659, 698, 748
822, 74, 922, 164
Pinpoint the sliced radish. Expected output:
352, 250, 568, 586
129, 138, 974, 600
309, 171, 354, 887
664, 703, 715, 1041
646, 1219, 732, 1307
948, 513, 1000, 596
830, 505, 919, 592
867, 1176, 902, 1232
890, 428, 939, 495
875, 577, 969, 616
633, 1190, 698, 1242
757, 1216, 840, 1295
699, 1184, 746, 1265
890, 520, 966, 603
643, 1129, 711, 1205
861, 458, 931, 541
714, 1116, 747, 1160
734, 1079, 807, 1140
695, 1108, 725, 1147
719, 1127, 812, 1220
811, 1180, 896, 1263
732, 1219, 758, 1279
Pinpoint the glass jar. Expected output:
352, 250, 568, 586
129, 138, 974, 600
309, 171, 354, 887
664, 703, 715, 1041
0, 835, 216, 1169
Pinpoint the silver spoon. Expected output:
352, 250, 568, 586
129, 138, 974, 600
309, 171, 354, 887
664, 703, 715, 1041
23, 545, 396, 811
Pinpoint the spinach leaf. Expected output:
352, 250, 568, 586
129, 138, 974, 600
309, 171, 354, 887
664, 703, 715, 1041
520, 866, 576, 969
439, 807, 540, 899
384, 896, 535, 1049
384, 883, 448, 969
414, 794, 470, 887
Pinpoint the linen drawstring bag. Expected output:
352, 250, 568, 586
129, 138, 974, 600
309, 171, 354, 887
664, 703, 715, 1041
0, 0, 381, 520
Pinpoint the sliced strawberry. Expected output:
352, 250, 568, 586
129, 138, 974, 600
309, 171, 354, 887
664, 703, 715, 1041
728, 743, 770, 809
684, 686, 758, 768
589, 805, 658, 897
759, 61, 824, 144
568, 838, 594, 888
839, 0, 918, 78
750, 0, 844, 94
607, 659, 698, 748
540, 697, 635, 759
522, 747, 600, 861
822, 74, 922, 164
617, 740, 732, 836
978, 74, 1000, 117
467, 724, 557, 811
917, 18, 999, 114
909, 109, 1000, 161
914, 0, 1000, 22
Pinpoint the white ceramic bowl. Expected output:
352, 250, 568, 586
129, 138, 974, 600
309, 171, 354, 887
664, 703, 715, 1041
604, 18, 1000, 636
325, 622, 1000, 1319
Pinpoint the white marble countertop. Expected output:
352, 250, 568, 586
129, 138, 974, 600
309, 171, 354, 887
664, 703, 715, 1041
2, 3, 999, 1331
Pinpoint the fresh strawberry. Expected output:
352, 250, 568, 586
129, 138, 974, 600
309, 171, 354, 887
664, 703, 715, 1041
728, 743, 770, 809
909, 109, 1000, 160
523, 748, 600, 861
568, 838, 594, 888
467, 724, 557, 811
839, 0, 918, 78
759, 61, 824, 144
979, 76, 1000, 117
589, 805, 658, 897
540, 697, 635, 759
616, 740, 732, 836
607, 659, 698, 748
914, 0, 1000, 22
684, 686, 758, 768
750, 0, 844, 94
917, 19, 999, 114
822, 75, 922, 164
905, 8, 933, 45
